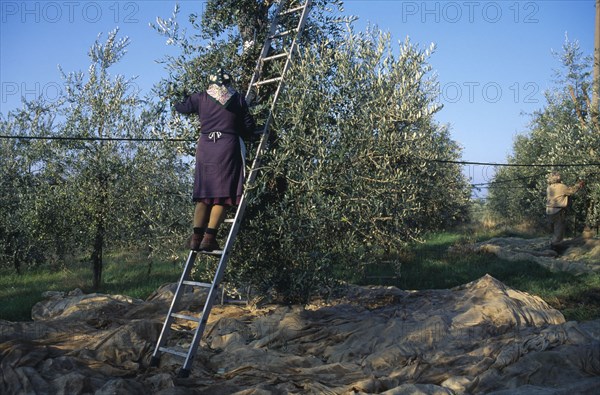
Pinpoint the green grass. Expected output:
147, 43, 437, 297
361, 231, 600, 322
0, 250, 185, 321
2, 230, 599, 322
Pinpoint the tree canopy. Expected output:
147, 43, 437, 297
2, 1, 472, 300
152, 1, 471, 301
488, 38, 599, 232
0, 30, 191, 287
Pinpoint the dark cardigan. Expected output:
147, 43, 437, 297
175, 91, 256, 203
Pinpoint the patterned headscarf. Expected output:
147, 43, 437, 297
208, 68, 231, 87
207, 67, 235, 105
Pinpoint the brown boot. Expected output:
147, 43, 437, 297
190, 233, 202, 251
200, 233, 220, 252
190, 228, 204, 251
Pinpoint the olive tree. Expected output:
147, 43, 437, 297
154, 2, 470, 302
0, 117, 39, 273
53, 30, 192, 288
0, 30, 191, 288
230, 27, 471, 302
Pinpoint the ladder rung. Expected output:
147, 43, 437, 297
224, 218, 235, 223
262, 52, 288, 62
182, 280, 212, 288
200, 250, 223, 256
253, 77, 283, 87
224, 299, 248, 305
159, 346, 188, 358
171, 313, 201, 322
254, 127, 267, 135
270, 28, 297, 39
280, 4, 306, 16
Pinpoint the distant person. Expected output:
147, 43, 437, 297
545, 171, 584, 249
174, 68, 256, 251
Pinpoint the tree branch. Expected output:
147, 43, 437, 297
568, 85, 587, 130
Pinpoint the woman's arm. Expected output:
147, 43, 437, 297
175, 93, 200, 115
238, 95, 257, 139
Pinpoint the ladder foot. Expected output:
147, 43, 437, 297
178, 368, 191, 378
149, 356, 160, 367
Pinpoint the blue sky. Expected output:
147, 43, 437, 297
0, 1, 596, 195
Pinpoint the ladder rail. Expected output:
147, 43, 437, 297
245, 0, 312, 187
180, 209, 242, 372
246, 0, 287, 100
151, 251, 198, 362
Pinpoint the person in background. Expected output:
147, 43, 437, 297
174, 68, 256, 251
546, 171, 584, 249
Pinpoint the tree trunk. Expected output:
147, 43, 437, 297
91, 215, 105, 290
594, 0, 599, 114
13, 252, 21, 275
91, 171, 108, 290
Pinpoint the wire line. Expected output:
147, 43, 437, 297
0, 135, 194, 142
2, 135, 599, 168
420, 158, 600, 168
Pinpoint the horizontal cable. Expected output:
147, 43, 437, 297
0, 134, 194, 142
2, 134, 599, 168
417, 157, 600, 168
471, 171, 549, 187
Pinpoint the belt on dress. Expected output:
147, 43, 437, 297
207, 131, 222, 142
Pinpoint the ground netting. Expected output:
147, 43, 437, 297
1, 271, 599, 394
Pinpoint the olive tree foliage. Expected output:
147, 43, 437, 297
230, 27, 471, 302
488, 38, 600, 231
0, 99, 76, 274
152, 2, 469, 302
150, 0, 349, 154
0, 111, 45, 274
0, 30, 190, 287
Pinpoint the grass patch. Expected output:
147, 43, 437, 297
0, 249, 185, 321
3, 230, 599, 323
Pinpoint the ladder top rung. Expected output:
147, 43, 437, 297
182, 280, 212, 288
252, 77, 283, 87
262, 52, 288, 62
171, 313, 201, 322
280, 4, 307, 16
159, 346, 188, 358
270, 28, 297, 40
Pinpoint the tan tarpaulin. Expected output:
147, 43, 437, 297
1, 275, 599, 394
471, 237, 600, 275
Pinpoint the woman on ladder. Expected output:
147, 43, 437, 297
175, 68, 256, 251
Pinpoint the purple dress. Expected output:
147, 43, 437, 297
175, 90, 255, 205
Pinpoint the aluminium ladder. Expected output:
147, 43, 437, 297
150, 0, 313, 378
